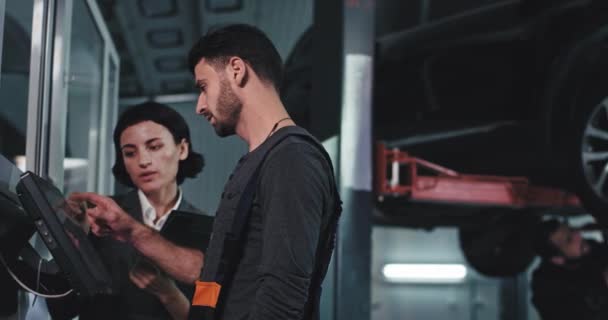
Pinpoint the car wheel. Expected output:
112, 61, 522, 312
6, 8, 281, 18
459, 212, 538, 277
571, 90, 608, 225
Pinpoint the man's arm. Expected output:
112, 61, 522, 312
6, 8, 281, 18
250, 142, 331, 319
68, 193, 203, 284
130, 223, 203, 283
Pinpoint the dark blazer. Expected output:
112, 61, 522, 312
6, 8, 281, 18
47, 190, 207, 320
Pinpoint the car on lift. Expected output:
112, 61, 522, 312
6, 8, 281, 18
374, 0, 608, 276
281, 0, 608, 276
374, 0, 608, 220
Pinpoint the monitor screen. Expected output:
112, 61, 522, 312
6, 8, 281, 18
16, 171, 112, 297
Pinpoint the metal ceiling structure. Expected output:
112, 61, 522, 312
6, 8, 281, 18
96, 0, 313, 98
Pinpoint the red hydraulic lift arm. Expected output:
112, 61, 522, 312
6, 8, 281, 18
375, 142, 582, 208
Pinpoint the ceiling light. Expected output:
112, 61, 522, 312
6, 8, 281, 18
382, 263, 467, 284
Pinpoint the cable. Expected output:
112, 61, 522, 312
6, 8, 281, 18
0, 253, 73, 298
31, 258, 43, 306
36, 258, 42, 292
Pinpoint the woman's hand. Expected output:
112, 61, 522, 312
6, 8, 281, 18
129, 259, 175, 297
129, 259, 190, 320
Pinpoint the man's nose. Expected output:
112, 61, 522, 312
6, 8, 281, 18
196, 94, 207, 114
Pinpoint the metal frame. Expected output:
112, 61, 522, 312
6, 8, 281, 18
334, 2, 375, 320
0, 0, 5, 75
23, 3, 58, 317
25, 0, 56, 175
44, 0, 119, 193
95, 49, 111, 193
17, 0, 120, 317
47, 0, 72, 188
24, 0, 121, 191
119, 93, 199, 106
85, 77, 102, 193
88, 0, 119, 195
85, 0, 118, 57
97, 51, 120, 195
108, 57, 120, 195
375, 142, 582, 207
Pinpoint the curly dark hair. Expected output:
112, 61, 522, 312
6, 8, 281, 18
112, 101, 204, 188
188, 23, 283, 90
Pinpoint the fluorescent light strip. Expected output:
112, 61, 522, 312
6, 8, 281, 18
382, 264, 467, 284
63, 158, 88, 170
14, 156, 88, 171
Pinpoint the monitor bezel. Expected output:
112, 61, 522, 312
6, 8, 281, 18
16, 171, 112, 297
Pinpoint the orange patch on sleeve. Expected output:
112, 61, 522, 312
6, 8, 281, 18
192, 281, 222, 308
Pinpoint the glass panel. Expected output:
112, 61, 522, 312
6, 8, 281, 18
108, 60, 118, 113
0, 0, 34, 168
98, 57, 118, 194
63, 0, 104, 194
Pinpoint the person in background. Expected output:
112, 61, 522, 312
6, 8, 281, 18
531, 219, 608, 320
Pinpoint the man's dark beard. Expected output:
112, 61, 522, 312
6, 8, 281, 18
214, 78, 242, 137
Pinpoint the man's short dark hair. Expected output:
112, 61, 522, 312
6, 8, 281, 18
533, 219, 563, 259
112, 101, 204, 188
188, 24, 283, 90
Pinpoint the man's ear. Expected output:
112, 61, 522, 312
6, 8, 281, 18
551, 256, 565, 265
228, 57, 248, 87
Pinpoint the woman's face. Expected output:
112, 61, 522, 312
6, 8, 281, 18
119, 121, 188, 194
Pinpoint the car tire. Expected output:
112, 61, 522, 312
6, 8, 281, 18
459, 211, 539, 277
568, 66, 608, 225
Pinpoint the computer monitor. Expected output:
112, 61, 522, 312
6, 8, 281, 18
0, 154, 34, 260
16, 171, 112, 297
0, 167, 32, 316
0, 183, 34, 259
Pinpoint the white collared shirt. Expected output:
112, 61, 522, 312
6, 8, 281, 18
137, 189, 182, 231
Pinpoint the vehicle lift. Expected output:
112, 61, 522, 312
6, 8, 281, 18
375, 142, 582, 208
374, 142, 587, 277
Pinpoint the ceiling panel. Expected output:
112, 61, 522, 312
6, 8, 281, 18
97, 0, 313, 98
